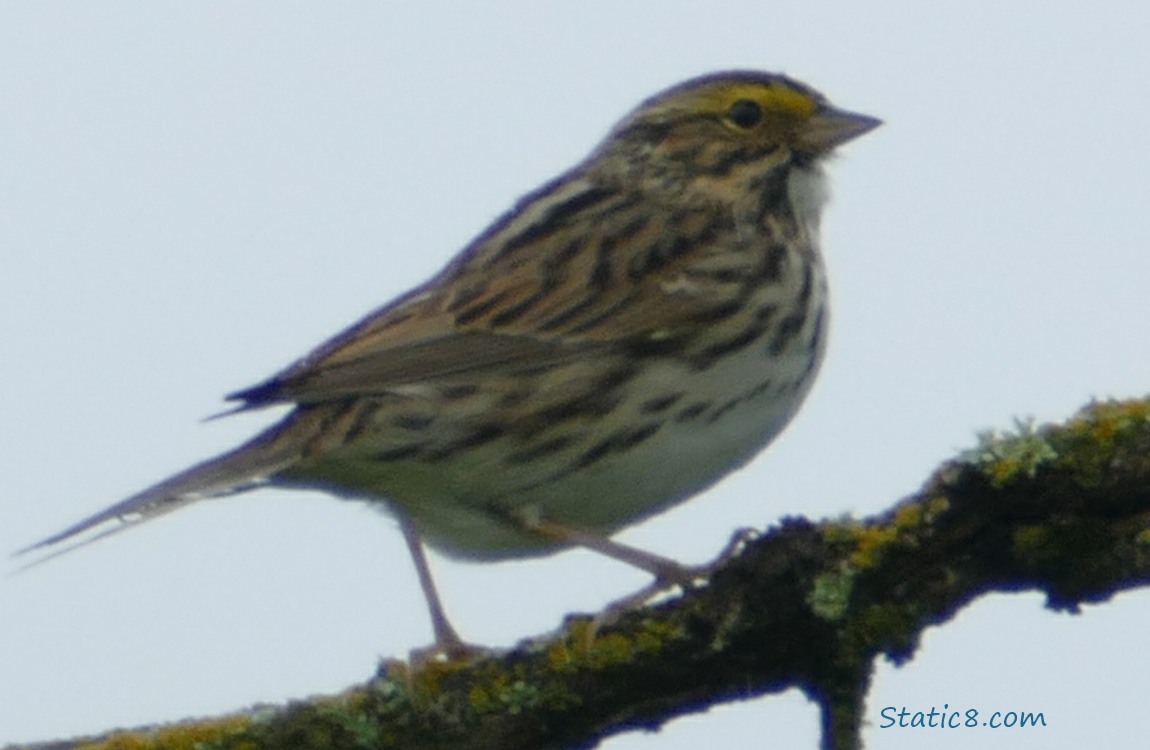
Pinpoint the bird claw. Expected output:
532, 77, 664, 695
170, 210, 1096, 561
407, 636, 490, 667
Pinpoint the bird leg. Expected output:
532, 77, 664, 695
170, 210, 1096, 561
526, 518, 760, 626
526, 518, 696, 585
398, 514, 478, 660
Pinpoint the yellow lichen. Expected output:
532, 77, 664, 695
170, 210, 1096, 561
1049, 397, 1150, 487
75, 716, 251, 750
1012, 524, 1050, 558
1068, 399, 1150, 442
821, 516, 860, 546
468, 684, 495, 713
849, 524, 899, 569
924, 495, 951, 519
846, 501, 933, 569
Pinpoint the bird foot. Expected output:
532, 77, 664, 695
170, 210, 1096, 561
588, 526, 759, 635
407, 635, 490, 666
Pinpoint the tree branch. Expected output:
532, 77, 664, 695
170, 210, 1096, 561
10, 396, 1150, 750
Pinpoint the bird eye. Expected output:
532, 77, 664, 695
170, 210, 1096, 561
725, 99, 763, 129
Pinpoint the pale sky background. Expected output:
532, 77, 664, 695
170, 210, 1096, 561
2, 4, 1149, 749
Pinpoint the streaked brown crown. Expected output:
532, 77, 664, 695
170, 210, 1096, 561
590, 71, 881, 194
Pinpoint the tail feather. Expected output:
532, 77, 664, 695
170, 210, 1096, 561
14, 421, 303, 565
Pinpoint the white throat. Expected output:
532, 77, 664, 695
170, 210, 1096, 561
787, 164, 829, 238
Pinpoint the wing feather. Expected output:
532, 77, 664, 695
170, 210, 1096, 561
231, 176, 766, 408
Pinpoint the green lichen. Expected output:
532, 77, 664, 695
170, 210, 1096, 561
807, 566, 857, 621
961, 416, 1059, 487
348, 614, 685, 731
498, 680, 541, 715
368, 672, 411, 714
311, 697, 381, 747
954, 397, 1150, 493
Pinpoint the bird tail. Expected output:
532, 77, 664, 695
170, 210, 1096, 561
14, 416, 306, 568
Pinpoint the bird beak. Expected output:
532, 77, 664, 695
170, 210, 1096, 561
796, 106, 882, 155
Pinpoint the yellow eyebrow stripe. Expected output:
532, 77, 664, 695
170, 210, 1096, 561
690, 82, 820, 118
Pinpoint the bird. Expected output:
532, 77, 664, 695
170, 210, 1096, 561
19, 70, 879, 653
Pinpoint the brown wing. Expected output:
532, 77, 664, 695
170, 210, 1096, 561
231, 174, 772, 407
